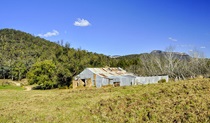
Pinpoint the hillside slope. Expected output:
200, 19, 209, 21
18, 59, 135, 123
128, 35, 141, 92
0, 29, 113, 86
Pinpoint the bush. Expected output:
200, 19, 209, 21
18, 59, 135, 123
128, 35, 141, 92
58, 85, 69, 89
27, 60, 57, 89
158, 79, 166, 83
69, 84, 73, 89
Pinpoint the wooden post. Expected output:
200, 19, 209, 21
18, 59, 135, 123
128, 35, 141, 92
72, 80, 78, 89
87, 78, 92, 87
93, 74, 96, 86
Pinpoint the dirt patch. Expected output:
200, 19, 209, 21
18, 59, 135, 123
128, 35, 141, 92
24, 86, 32, 91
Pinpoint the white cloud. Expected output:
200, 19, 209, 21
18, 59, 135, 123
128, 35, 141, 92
38, 30, 59, 37
200, 46, 206, 49
168, 37, 177, 42
74, 18, 91, 27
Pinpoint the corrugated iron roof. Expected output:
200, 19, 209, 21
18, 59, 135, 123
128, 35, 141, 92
87, 67, 133, 78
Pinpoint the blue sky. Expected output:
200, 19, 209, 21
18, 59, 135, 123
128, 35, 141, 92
0, 0, 210, 57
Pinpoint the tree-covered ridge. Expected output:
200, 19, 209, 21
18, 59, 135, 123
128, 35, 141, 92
0, 29, 114, 88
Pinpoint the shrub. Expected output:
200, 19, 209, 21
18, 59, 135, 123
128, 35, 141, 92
27, 60, 57, 89
158, 79, 166, 83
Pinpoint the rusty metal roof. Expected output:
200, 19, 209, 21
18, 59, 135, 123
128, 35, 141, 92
87, 67, 133, 78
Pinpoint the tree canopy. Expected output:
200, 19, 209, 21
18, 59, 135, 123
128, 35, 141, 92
27, 60, 57, 89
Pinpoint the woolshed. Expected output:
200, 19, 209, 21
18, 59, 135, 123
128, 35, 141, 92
74, 67, 169, 88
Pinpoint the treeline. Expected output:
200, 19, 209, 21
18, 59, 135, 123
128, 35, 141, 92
0, 29, 209, 89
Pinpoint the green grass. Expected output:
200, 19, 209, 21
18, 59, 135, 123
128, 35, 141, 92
0, 79, 25, 90
0, 85, 24, 90
0, 79, 210, 123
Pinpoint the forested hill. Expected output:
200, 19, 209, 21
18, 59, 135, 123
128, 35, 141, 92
0, 28, 115, 88
0, 28, 62, 62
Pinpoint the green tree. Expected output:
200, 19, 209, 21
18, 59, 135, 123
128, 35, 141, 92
56, 63, 72, 87
11, 61, 26, 81
27, 60, 57, 89
130, 57, 141, 74
117, 58, 129, 69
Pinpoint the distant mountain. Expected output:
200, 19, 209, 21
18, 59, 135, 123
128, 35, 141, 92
110, 55, 121, 58
118, 50, 191, 60
150, 50, 191, 60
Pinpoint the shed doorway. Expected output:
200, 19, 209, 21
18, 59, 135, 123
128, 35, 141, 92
81, 78, 92, 87
81, 79, 86, 87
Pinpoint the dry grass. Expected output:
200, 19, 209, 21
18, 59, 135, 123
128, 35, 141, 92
0, 87, 119, 123
0, 79, 210, 122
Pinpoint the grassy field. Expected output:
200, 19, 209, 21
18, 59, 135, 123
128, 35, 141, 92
0, 79, 210, 123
